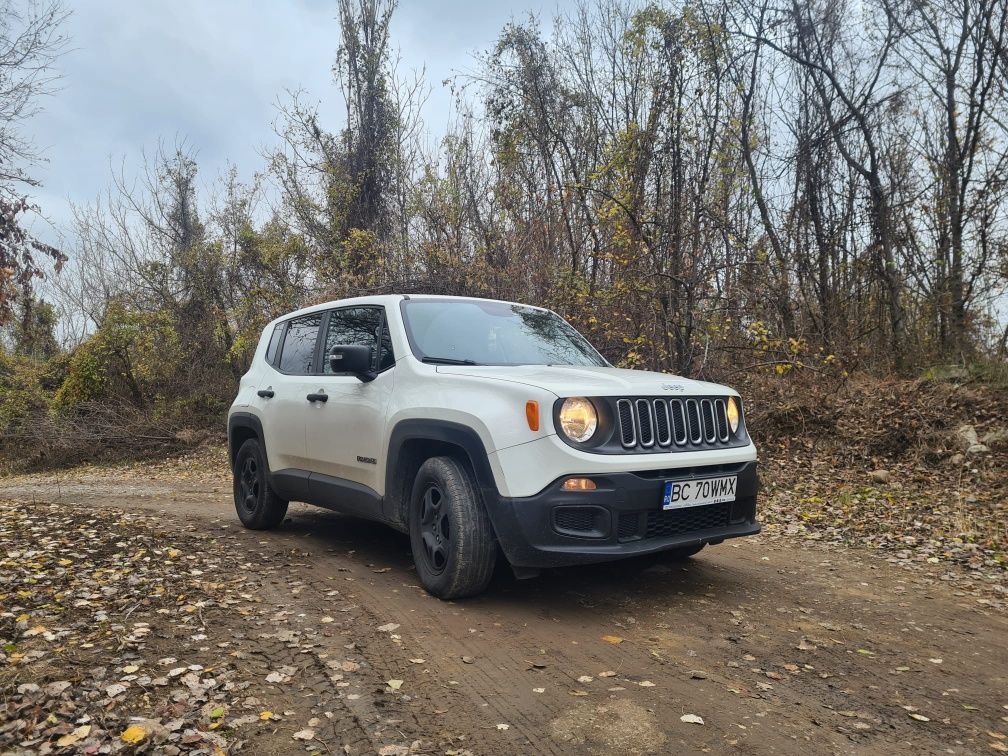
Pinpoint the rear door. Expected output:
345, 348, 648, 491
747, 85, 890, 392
306, 306, 396, 497
259, 313, 323, 489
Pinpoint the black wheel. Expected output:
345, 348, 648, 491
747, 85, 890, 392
233, 438, 288, 530
408, 456, 496, 599
661, 543, 705, 561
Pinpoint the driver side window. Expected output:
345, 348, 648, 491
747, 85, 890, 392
323, 307, 395, 374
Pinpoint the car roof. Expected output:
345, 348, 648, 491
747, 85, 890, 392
268, 293, 548, 327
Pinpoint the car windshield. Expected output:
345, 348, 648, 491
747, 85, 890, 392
400, 299, 608, 367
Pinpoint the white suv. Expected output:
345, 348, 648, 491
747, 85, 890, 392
228, 295, 759, 598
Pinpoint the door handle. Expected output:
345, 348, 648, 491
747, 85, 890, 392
306, 392, 328, 403
257, 388, 275, 398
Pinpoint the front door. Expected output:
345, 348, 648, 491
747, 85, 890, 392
306, 306, 396, 496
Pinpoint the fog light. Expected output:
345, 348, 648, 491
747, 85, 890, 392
562, 478, 597, 491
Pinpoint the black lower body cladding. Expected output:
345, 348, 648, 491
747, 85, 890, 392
485, 461, 759, 569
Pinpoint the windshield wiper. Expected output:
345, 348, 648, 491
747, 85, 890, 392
421, 356, 481, 365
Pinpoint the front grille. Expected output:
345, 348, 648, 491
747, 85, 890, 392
617, 397, 731, 451
644, 502, 729, 539
653, 400, 671, 445
687, 400, 702, 442
617, 400, 635, 446
635, 399, 654, 447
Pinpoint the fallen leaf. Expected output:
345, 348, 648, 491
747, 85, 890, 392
681, 714, 705, 725
533, 687, 545, 693
909, 713, 930, 722
639, 680, 655, 687
259, 711, 274, 720
461, 655, 475, 664
45, 680, 71, 696
377, 623, 400, 632
293, 728, 316, 740
577, 675, 593, 683
387, 679, 403, 690
497, 723, 510, 730
602, 635, 624, 645
120, 725, 146, 744
57, 725, 91, 747
409, 658, 426, 664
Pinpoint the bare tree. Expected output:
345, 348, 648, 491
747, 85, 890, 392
884, 0, 1008, 357
745, 0, 910, 367
0, 0, 69, 325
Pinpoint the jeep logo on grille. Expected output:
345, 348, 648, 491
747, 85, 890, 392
661, 383, 685, 392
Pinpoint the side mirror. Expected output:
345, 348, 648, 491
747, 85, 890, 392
329, 345, 376, 382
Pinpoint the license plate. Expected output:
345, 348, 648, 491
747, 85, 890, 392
662, 475, 737, 510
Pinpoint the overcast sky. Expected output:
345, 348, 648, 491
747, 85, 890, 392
26, 0, 574, 247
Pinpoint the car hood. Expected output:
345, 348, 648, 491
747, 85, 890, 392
434, 364, 734, 398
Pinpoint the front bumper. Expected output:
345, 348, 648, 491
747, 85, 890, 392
485, 461, 759, 569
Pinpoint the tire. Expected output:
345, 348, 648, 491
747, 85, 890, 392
233, 438, 288, 530
408, 456, 496, 599
661, 543, 705, 561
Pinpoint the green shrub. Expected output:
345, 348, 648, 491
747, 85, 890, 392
0, 349, 48, 437
54, 302, 184, 411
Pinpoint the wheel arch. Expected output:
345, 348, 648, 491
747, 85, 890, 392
228, 412, 264, 472
384, 419, 499, 529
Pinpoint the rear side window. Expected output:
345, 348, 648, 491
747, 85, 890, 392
278, 314, 322, 374
265, 324, 284, 366
323, 307, 395, 374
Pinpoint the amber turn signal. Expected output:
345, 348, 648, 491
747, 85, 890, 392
525, 400, 539, 431
562, 477, 596, 491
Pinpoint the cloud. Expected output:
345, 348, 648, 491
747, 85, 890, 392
26, 0, 573, 246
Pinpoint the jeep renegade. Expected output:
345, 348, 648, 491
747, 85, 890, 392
228, 295, 759, 598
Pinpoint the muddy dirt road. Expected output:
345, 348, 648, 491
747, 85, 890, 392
2, 463, 1007, 755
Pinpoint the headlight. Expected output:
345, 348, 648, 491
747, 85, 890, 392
726, 396, 740, 434
559, 397, 598, 443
